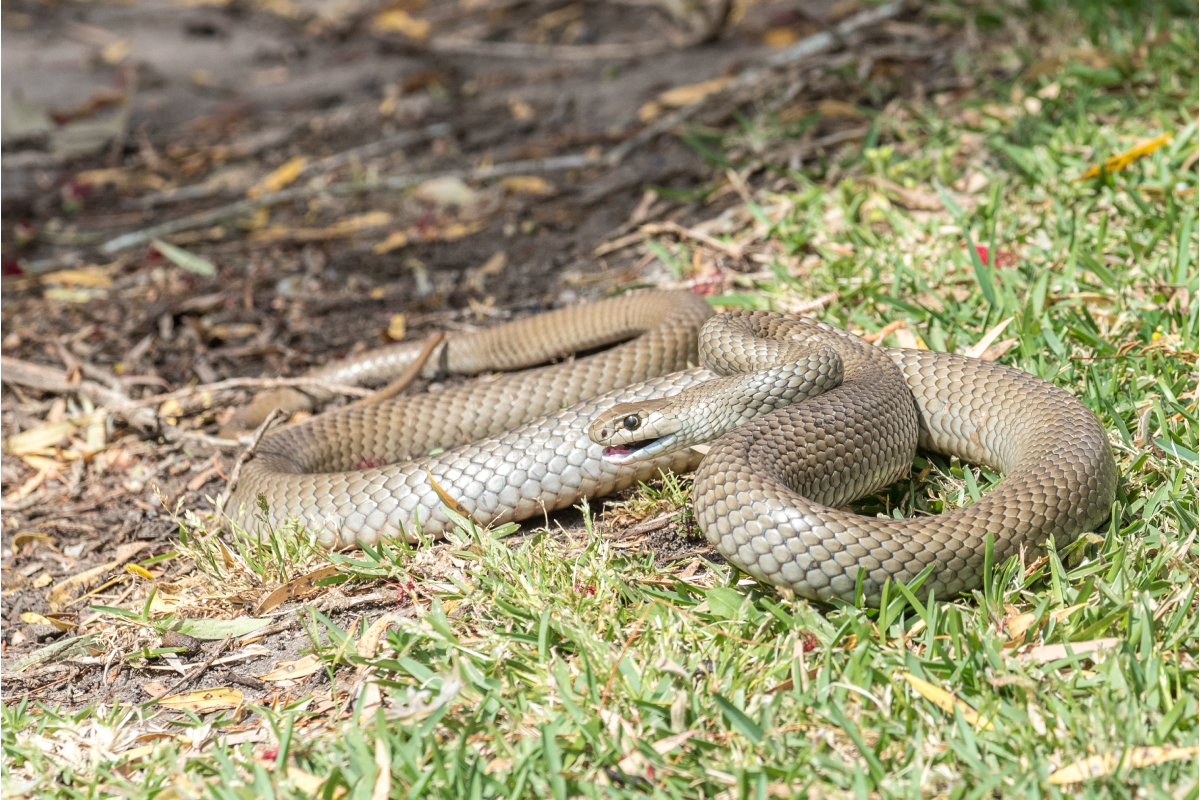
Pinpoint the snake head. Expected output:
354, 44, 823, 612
588, 399, 680, 465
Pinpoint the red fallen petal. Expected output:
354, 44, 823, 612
2, 258, 24, 276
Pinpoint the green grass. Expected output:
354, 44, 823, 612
3, 4, 1197, 799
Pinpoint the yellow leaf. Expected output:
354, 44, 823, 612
157, 687, 244, 711
4, 421, 78, 455
373, 231, 409, 254
101, 39, 130, 65
372, 9, 430, 40
248, 157, 308, 199
40, 269, 115, 288
425, 470, 476, 521
500, 176, 552, 195
658, 77, 732, 108
258, 654, 323, 681
20, 612, 73, 631
900, 673, 994, 730
125, 563, 154, 579
387, 314, 406, 341
637, 101, 663, 122
762, 27, 798, 47
326, 211, 393, 236
1078, 132, 1172, 181
1049, 746, 1198, 784
33, 573, 53, 588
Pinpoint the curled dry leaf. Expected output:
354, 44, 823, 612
963, 317, 1014, 359
247, 156, 307, 198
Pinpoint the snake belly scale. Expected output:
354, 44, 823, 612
227, 292, 1117, 604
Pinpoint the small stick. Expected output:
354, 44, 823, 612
57, 376, 374, 424
158, 635, 232, 699
217, 407, 281, 514
787, 291, 839, 316
641, 221, 745, 260
360, 332, 446, 405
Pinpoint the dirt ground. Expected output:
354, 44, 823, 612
1, 0, 971, 709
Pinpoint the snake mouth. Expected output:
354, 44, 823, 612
601, 437, 663, 463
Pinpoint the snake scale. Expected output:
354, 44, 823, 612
226, 290, 1117, 604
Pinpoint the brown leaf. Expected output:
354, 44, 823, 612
255, 566, 340, 614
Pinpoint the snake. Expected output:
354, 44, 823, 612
225, 290, 1117, 604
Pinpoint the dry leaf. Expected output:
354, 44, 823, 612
387, 314, 406, 341
157, 687, 244, 711
658, 77, 731, 108
258, 654, 323, 681
508, 94, 534, 120
963, 317, 1014, 358
39, 268, 114, 288
248, 156, 307, 199
1049, 746, 1198, 785
125, 563, 154, 580
414, 176, 475, 209
762, 27, 799, 47
500, 176, 552, 195
425, 470, 476, 521
357, 614, 396, 666
1078, 132, 1171, 181
637, 101, 663, 122
618, 730, 699, 773
979, 337, 1017, 362
100, 39, 130, 65
4, 421, 79, 455
373, 9, 430, 40
19, 612, 74, 631
12, 532, 53, 550
373, 231, 409, 254
1018, 637, 1120, 664
255, 566, 340, 614
900, 673, 994, 730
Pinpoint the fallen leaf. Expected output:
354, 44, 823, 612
500, 176, 552, 195
979, 337, 1017, 361
40, 268, 115, 288
658, 77, 731, 108
425, 470, 476, 521
258, 654, 323, 681
372, 9, 430, 39
4, 421, 79, 455
247, 156, 308, 198
1049, 746, 1198, 785
508, 94, 534, 120
1017, 637, 1120, 664
157, 687, 244, 712
100, 39, 130, 65
255, 566, 340, 614
125, 563, 154, 580
618, 730, 699, 773
19, 612, 74, 631
762, 27, 799, 47
414, 176, 475, 209
637, 101, 663, 122
900, 673, 994, 730
963, 317, 1014, 359
13, 532, 54, 550
357, 614, 396, 667
153, 239, 217, 277
373, 231, 409, 254
1078, 132, 1171, 181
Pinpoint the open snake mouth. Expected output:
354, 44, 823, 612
602, 436, 662, 461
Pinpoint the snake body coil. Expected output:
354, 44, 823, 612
227, 292, 1117, 604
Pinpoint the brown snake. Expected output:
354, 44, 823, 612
225, 291, 1117, 603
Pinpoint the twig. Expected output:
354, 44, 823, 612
100, 153, 600, 254
360, 332, 446, 405
217, 407, 281, 514
641, 221, 745, 260
75, 376, 374, 422
106, 65, 137, 169
129, 123, 453, 210
427, 36, 684, 61
787, 291, 839, 316
158, 635, 232, 698
609, 513, 676, 541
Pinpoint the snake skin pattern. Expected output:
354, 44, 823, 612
227, 294, 1117, 604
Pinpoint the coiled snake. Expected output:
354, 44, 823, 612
226, 290, 1116, 603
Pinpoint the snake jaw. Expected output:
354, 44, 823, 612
601, 436, 668, 464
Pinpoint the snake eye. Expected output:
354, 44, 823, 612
623, 415, 640, 431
